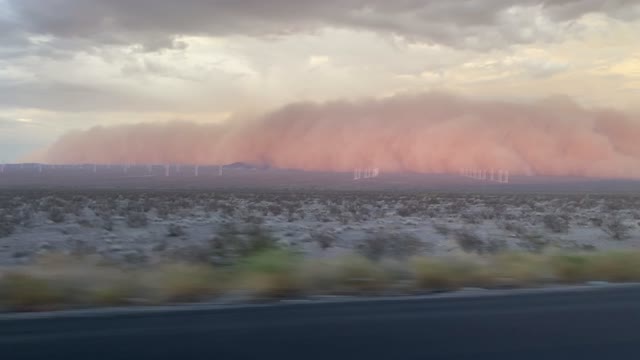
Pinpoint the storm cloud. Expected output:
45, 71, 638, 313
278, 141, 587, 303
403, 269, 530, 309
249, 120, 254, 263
4, 0, 639, 50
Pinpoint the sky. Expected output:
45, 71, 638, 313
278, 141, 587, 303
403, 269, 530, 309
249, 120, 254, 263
1, 1, 640, 176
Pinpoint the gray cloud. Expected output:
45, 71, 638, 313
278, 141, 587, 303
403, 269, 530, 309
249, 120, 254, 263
4, 0, 639, 51
0, 81, 169, 112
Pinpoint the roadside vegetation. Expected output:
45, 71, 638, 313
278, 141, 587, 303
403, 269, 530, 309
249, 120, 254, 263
2, 248, 640, 312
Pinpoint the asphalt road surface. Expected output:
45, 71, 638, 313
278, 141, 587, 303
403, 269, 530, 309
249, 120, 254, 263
2, 285, 640, 360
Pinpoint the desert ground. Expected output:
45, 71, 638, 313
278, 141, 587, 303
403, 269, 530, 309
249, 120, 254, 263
1, 166, 640, 267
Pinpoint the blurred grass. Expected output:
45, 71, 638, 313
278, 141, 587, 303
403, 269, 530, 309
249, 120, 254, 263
3, 250, 640, 312
235, 249, 301, 298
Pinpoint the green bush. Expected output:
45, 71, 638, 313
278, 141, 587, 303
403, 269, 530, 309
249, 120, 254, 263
237, 250, 301, 298
550, 254, 594, 283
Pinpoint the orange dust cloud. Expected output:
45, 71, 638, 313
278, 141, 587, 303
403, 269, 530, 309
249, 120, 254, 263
35, 93, 640, 179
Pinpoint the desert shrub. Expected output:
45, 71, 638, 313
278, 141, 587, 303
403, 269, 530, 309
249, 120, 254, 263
501, 222, 527, 236
167, 223, 186, 237
15, 205, 35, 227
590, 217, 604, 227
126, 211, 148, 228
0, 212, 15, 238
210, 223, 279, 264
461, 210, 483, 224
332, 256, 387, 294
268, 204, 284, 216
433, 223, 450, 236
164, 244, 211, 263
453, 230, 506, 255
411, 257, 461, 291
88, 276, 139, 306
151, 264, 218, 302
101, 214, 114, 231
412, 256, 496, 290
602, 217, 631, 241
311, 232, 337, 250
244, 215, 264, 225
356, 232, 423, 261
454, 230, 484, 253
237, 250, 301, 298
550, 254, 594, 283
491, 253, 549, 285
396, 207, 414, 217
0, 273, 66, 311
48, 206, 66, 223
588, 252, 640, 282
298, 259, 339, 294
518, 234, 550, 253
543, 214, 569, 233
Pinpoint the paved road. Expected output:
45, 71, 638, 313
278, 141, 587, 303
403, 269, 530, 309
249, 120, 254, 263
2, 286, 640, 360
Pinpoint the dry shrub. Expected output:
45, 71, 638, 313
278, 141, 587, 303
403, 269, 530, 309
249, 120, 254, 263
410, 257, 460, 291
210, 223, 280, 264
356, 232, 423, 261
602, 217, 631, 241
543, 214, 569, 234
147, 264, 219, 303
311, 232, 337, 250
491, 253, 550, 286
454, 230, 506, 255
335, 256, 387, 294
126, 211, 148, 228
550, 254, 594, 283
167, 223, 186, 237
0, 272, 66, 311
589, 252, 640, 282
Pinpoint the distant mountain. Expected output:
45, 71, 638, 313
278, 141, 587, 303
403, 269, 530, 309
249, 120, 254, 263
223, 162, 270, 170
